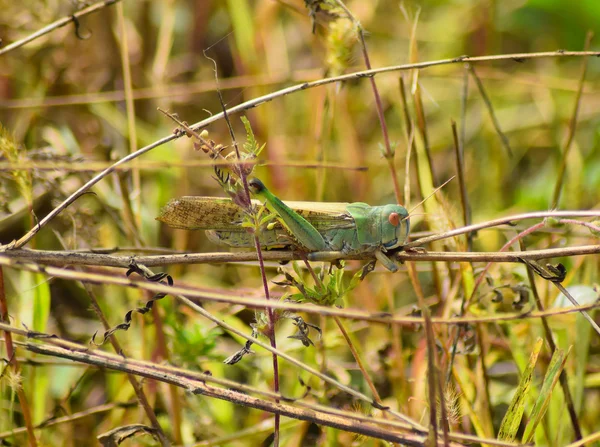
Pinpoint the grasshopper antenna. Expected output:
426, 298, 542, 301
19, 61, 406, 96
405, 175, 456, 219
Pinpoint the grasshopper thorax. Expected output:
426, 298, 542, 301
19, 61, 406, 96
346, 203, 410, 251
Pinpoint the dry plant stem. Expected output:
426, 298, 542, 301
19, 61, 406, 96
332, 316, 386, 410
1, 317, 433, 439
459, 66, 472, 246
404, 210, 600, 248
467, 64, 513, 157
0, 0, 121, 56
566, 431, 600, 447
82, 283, 170, 446
151, 304, 183, 445
451, 120, 471, 249
176, 291, 422, 428
3, 52, 599, 251
399, 76, 420, 207
5, 243, 600, 267
298, 259, 388, 413
551, 31, 594, 209
460, 65, 469, 164
115, 2, 142, 230
0, 322, 559, 447
0, 402, 136, 440
4, 337, 470, 447
521, 241, 582, 440
2, 52, 598, 109
550, 281, 600, 336
413, 81, 437, 186
0, 159, 368, 172
0, 267, 38, 447
1, 255, 599, 326
400, 21, 441, 439
334, 0, 402, 202
0, 256, 600, 326
422, 308, 439, 446
1, 324, 518, 447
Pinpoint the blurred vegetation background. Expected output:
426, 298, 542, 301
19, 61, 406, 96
1, 0, 600, 446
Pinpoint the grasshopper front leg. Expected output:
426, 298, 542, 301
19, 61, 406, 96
374, 249, 398, 273
248, 178, 328, 252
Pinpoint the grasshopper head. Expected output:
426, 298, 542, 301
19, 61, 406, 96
248, 178, 266, 194
380, 204, 410, 250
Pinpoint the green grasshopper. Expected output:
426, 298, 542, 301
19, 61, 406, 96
157, 178, 410, 272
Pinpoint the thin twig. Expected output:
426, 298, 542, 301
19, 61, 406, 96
404, 210, 600, 248
175, 294, 422, 428
0, 0, 121, 56
333, 0, 402, 202
8, 337, 430, 445
0, 158, 368, 172
0, 402, 137, 440
422, 307, 439, 445
82, 283, 170, 446
451, 120, 471, 250
115, 2, 142, 236
0, 322, 522, 446
468, 64, 513, 157
551, 31, 594, 208
4, 242, 600, 268
3, 255, 597, 326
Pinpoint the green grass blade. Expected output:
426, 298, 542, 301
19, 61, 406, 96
498, 337, 543, 442
522, 346, 572, 443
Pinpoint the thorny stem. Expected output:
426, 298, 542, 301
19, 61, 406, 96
206, 56, 280, 445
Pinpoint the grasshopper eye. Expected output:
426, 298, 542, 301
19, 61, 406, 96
388, 212, 400, 227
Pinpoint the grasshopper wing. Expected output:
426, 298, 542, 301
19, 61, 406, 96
156, 197, 249, 230
157, 197, 355, 231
